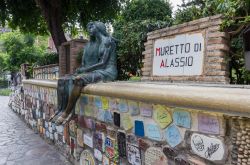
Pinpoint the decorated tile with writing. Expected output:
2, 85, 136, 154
101, 96, 109, 110
84, 134, 93, 148
95, 121, 107, 133
104, 110, 113, 123
94, 148, 103, 162
117, 131, 127, 158
190, 133, 225, 161
128, 100, 140, 116
94, 131, 105, 152
145, 124, 162, 141
127, 143, 141, 165
138, 138, 151, 151
153, 105, 172, 129
97, 109, 105, 122
165, 124, 182, 148
77, 128, 84, 147
145, 147, 168, 165
69, 119, 77, 137
174, 157, 190, 165
80, 150, 95, 165
102, 155, 110, 165
56, 125, 64, 133
118, 99, 129, 113
109, 98, 117, 111
173, 109, 191, 129
57, 133, 64, 145
163, 146, 178, 159
84, 105, 94, 117
127, 134, 138, 145
134, 120, 144, 137
121, 113, 133, 131
94, 96, 102, 109
84, 117, 95, 129
198, 113, 220, 134
105, 136, 116, 159
77, 116, 85, 128
140, 103, 153, 117
107, 126, 117, 139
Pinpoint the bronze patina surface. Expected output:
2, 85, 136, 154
54, 21, 117, 125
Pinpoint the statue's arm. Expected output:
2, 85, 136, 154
75, 48, 86, 74
81, 39, 112, 73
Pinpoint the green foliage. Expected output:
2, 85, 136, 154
174, 3, 203, 24
35, 52, 59, 66
216, 0, 250, 29
113, 0, 172, 80
174, 0, 250, 84
0, 53, 6, 74
1, 32, 41, 72
174, 0, 218, 24
0, 88, 11, 96
0, 0, 47, 34
0, 0, 124, 36
0, 31, 50, 73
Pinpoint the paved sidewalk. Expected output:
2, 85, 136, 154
0, 96, 71, 165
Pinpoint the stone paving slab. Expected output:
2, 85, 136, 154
0, 96, 71, 165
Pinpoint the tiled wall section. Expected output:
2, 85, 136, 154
10, 84, 250, 165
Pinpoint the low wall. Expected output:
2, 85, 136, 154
33, 64, 59, 80
142, 14, 230, 84
10, 79, 250, 165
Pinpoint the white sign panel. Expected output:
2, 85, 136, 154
84, 134, 93, 148
191, 133, 225, 161
153, 33, 204, 76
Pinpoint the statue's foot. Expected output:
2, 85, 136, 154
50, 112, 61, 123
55, 113, 68, 125
49, 112, 58, 122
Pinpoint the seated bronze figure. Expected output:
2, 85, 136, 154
54, 21, 117, 125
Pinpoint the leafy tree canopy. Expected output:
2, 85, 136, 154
174, 0, 250, 84
0, 0, 124, 50
113, 0, 172, 80
0, 31, 53, 73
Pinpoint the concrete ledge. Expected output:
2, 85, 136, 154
23, 79, 250, 117
23, 79, 57, 88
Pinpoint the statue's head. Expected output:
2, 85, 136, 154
87, 21, 108, 37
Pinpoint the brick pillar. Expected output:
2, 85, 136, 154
59, 39, 88, 77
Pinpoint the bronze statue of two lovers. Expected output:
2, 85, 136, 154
52, 21, 117, 125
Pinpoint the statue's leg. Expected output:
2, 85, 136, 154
55, 83, 82, 125
51, 77, 70, 121
62, 78, 70, 111
55, 73, 102, 125
57, 78, 65, 112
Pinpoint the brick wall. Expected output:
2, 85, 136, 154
142, 14, 230, 84
59, 39, 88, 77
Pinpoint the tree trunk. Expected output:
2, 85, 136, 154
35, 0, 66, 52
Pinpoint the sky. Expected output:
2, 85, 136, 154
170, 0, 183, 12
